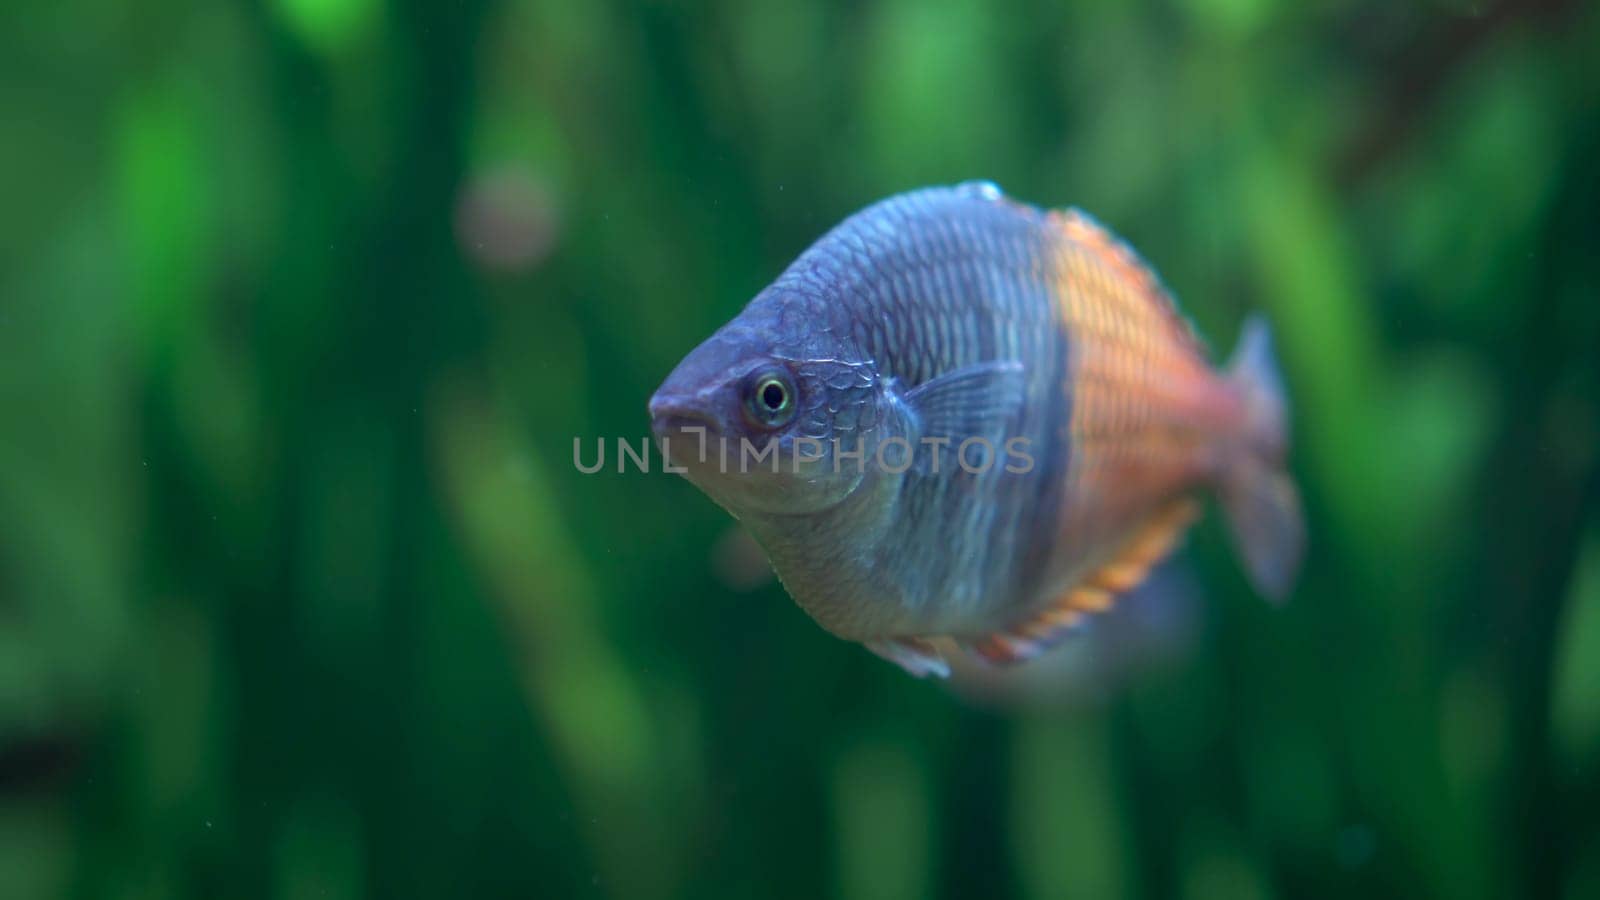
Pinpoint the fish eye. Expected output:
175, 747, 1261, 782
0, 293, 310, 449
744, 369, 797, 428
761, 382, 785, 410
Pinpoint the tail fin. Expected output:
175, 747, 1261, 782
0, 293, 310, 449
1219, 315, 1304, 602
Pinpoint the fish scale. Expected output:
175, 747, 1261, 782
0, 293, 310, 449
650, 184, 1304, 676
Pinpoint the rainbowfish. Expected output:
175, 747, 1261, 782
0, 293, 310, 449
649, 183, 1303, 677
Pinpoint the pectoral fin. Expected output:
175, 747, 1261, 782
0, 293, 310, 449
899, 360, 1026, 473
903, 361, 1025, 441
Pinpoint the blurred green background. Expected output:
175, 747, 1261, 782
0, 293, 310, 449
3, 0, 1599, 897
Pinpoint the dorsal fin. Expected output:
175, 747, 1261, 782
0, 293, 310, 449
968, 499, 1201, 665
1052, 208, 1209, 358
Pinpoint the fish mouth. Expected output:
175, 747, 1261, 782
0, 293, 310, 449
648, 393, 721, 440
649, 399, 723, 475
652, 414, 707, 433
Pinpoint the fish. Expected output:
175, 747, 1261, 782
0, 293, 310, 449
648, 183, 1304, 678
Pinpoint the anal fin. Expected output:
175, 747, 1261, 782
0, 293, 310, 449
970, 499, 1201, 665
866, 637, 953, 678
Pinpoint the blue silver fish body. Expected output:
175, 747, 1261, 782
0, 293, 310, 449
650, 184, 1303, 676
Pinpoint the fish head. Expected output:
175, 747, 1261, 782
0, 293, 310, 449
649, 313, 881, 517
